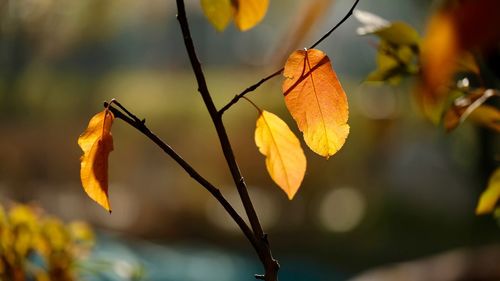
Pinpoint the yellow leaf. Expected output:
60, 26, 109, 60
374, 21, 420, 46
233, 0, 269, 31
78, 110, 114, 212
200, 0, 268, 31
255, 110, 306, 200
469, 105, 500, 132
282, 49, 350, 158
201, 0, 233, 31
476, 168, 500, 215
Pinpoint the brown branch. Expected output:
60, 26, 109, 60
218, 0, 361, 116
175, 1, 279, 280
104, 101, 259, 253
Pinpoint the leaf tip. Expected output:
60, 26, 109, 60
475, 201, 489, 215
287, 191, 297, 200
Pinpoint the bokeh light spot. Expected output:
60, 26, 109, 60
318, 187, 366, 233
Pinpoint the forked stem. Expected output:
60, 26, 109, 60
218, 0, 361, 115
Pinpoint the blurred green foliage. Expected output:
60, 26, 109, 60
362, 21, 420, 84
0, 203, 94, 281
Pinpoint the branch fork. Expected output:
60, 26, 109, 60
102, 1, 360, 279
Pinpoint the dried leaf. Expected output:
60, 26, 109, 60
282, 49, 349, 158
255, 110, 306, 199
78, 110, 114, 212
443, 89, 499, 132
200, 0, 233, 31
234, 0, 269, 31
476, 168, 500, 215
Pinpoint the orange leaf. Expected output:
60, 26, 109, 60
282, 49, 349, 158
78, 110, 114, 212
255, 110, 306, 200
233, 0, 269, 31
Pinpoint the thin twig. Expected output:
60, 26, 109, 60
218, 68, 283, 115
103, 102, 259, 253
218, 0, 361, 115
309, 0, 360, 49
111, 99, 143, 123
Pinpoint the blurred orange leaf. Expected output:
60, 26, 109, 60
255, 110, 306, 200
476, 168, 500, 215
418, 10, 459, 123
418, 0, 500, 123
282, 49, 349, 158
201, 0, 269, 31
78, 110, 114, 212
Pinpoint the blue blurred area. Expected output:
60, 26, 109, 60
81, 234, 347, 281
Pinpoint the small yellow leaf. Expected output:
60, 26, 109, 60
201, 0, 233, 31
78, 110, 114, 212
374, 21, 420, 46
200, 0, 268, 31
255, 110, 306, 200
476, 168, 500, 215
233, 0, 269, 31
282, 49, 350, 158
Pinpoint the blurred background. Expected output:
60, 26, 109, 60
1, 0, 499, 280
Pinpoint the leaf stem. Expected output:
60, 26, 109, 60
242, 96, 263, 114
218, 0, 361, 115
